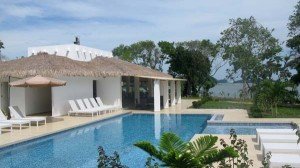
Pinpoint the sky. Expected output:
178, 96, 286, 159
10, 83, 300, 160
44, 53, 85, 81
0, 0, 298, 79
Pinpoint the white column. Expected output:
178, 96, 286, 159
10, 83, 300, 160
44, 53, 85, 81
176, 81, 181, 104
162, 81, 169, 108
170, 81, 176, 106
154, 79, 161, 112
134, 77, 140, 104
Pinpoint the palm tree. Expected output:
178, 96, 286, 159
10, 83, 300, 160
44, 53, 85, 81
134, 132, 238, 167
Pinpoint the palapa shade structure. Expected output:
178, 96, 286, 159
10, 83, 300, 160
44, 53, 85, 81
9, 75, 67, 87
0, 52, 180, 81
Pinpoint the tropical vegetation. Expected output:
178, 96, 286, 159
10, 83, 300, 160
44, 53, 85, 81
112, 40, 167, 72
113, 40, 219, 96
134, 132, 238, 168
218, 17, 285, 99
192, 97, 300, 118
111, 1, 300, 119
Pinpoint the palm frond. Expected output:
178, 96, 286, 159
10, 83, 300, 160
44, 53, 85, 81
188, 135, 218, 158
162, 151, 199, 168
159, 132, 187, 153
134, 141, 163, 160
200, 146, 238, 165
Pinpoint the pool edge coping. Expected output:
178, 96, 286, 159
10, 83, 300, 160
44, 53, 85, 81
0, 111, 132, 150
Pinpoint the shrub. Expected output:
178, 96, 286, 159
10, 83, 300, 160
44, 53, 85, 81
219, 129, 253, 168
249, 105, 263, 118
192, 96, 212, 108
192, 100, 203, 108
262, 152, 271, 168
252, 80, 297, 117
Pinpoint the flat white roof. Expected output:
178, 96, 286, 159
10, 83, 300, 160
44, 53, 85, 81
28, 44, 113, 61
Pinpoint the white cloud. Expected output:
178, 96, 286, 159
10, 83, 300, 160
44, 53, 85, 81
0, 0, 298, 79
2, 5, 43, 18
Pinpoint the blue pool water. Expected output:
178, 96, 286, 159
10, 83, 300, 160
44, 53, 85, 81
203, 122, 292, 135
0, 114, 211, 168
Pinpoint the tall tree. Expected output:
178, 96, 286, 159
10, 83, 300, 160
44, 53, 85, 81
112, 41, 166, 71
219, 17, 282, 97
176, 40, 222, 96
177, 40, 223, 76
111, 44, 133, 62
287, 1, 300, 85
159, 41, 211, 96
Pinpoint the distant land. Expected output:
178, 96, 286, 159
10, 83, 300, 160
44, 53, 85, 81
217, 79, 228, 83
217, 79, 248, 84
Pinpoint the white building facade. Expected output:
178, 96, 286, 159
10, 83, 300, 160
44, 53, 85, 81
4, 44, 183, 117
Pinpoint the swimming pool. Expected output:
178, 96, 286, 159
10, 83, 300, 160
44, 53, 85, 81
202, 122, 292, 135
0, 113, 211, 168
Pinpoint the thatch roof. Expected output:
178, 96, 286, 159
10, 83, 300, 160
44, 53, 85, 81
0, 53, 175, 81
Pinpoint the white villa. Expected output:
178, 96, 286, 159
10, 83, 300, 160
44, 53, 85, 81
0, 43, 184, 117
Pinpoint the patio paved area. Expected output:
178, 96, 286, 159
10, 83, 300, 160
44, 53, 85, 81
0, 110, 130, 148
0, 99, 298, 167
191, 134, 261, 167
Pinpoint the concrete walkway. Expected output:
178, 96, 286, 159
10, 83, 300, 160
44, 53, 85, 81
0, 110, 129, 148
191, 134, 261, 167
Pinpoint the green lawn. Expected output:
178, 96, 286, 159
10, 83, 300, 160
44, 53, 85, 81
195, 100, 300, 118
262, 106, 300, 118
199, 100, 252, 109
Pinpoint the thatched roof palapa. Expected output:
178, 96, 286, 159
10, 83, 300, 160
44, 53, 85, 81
0, 53, 177, 81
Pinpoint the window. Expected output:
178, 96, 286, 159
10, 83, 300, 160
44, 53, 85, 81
93, 80, 97, 98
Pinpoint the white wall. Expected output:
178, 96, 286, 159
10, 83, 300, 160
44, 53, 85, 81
25, 87, 51, 115
52, 77, 93, 116
10, 76, 122, 117
96, 77, 122, 108
10, 87, 26, 115
10, 86, 52, 116
28, 44, 113, 61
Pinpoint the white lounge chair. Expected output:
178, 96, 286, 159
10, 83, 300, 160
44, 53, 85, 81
96, 97, 117, 112
68, 100, 87, 116
83, 98, 100, 114
270, 154, 300, 168
259, 134, 299, 150
262, 143, 300, 156
0, 123, 12, 134
9, 106, 46, 126
76, 99, 98, 117
89, 98, 110, 114
0, 109, 31, 130
256, 128, 296, 143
